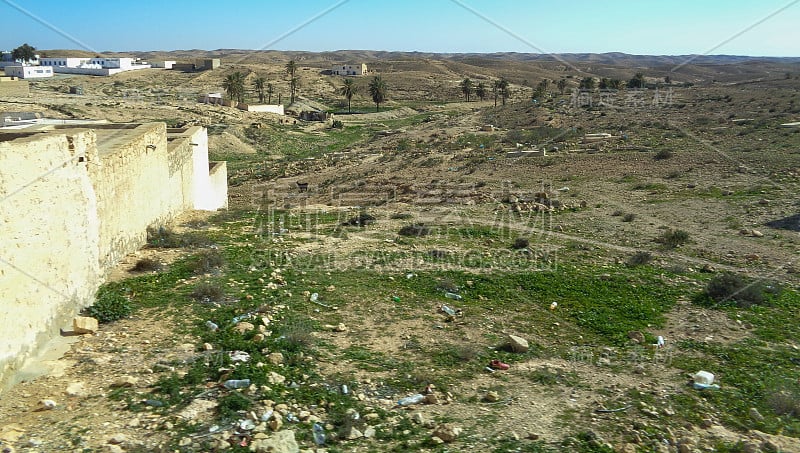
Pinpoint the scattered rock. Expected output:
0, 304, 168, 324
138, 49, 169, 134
507, 334, 529, 353
73, 316, 99, 334
363, 426, 376, 438
483, 391, 500, 403
111, 376, 139, 388
268, 416, 283, 432
106, 445, 124, 453
177, 399, 218, 421
432, 423, 462, 443
334, 323, 349, 332
65, 381, 87, 397
628, 331, 645, 344
346, 427, 363, 439
249, 430, 299, 453
751, 229, 764, 238
268, 371, 286, 385
107, 433, 127, 445
749, 407, 765, 422
235, 322, 255, 333
268, 352, 284, 365
423, 393, 439, 404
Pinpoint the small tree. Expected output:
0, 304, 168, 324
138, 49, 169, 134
254, 77, 267, 103
557, 78, 567, 94
222, 72, 245, 103
266, 82, 274, 103
368, 75, 387, 112
579, 77, 596, 90
285, 60, 298, 103
340, 78, 358, 113
460, 78, 473, 102
12, 43, 36, 62
496, 78, 509, 105
475, 82, 486, 101
628, 72, 645, 89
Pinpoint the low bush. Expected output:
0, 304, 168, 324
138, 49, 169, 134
130, 257, 162, 272
190, 249, 225, 274
191, 281, 225, 303
512, 237, 530, 250
398, 223, 431, 237
626, 251, 653, 266
705, 272, 773, 307
655, 229, 690, 248
87, 286, 132, 323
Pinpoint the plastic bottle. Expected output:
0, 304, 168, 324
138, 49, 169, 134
397, 393, 425, 406
312, 422, 326, 445
223, 379, 251, 389
206, 320, 219, 331
341, 384, 349, 395
310, 293, 319, 302
444, 292, 462, 300
441, 305, 456, 316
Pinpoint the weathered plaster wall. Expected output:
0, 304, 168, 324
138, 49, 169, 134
0, 130, 101, 387
0, 123, 227, 389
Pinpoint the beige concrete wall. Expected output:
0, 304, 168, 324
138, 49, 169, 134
0, 123, 227, 389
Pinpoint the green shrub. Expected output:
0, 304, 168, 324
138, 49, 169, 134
512, 237, 530, 249
705, 272, 771, 307
190, 249, 225, 274
654, 149, 673, 160
768, 389, 800, 417
655, 229, 690, 248
626, 251, 652, 266
217, 392, 252, 419
342, 212, 376, 227
191, 281, 225, 303
130, 257, 162, 272
398, 223, 431, 237
87, 286, 132, 323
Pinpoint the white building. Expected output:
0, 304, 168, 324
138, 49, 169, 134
3, 65, 53, 79
150, 60, 176, 69
332, 63, 367, 76
39, 57, 150, 76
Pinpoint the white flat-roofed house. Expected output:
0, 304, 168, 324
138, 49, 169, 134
39, 57, 151, 76
332, 63, 367, 76
3, 65, 53, 79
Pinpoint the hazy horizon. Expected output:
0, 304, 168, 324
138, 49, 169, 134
1, 0, 798, 58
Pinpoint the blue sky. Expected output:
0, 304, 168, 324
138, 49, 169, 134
1, 0, 798, 56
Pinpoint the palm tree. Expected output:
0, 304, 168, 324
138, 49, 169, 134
289, 77, 300, 104
223, 72, 245, 104
254, 77, 267, 103
475, 82, 486, 101
557, 78, 567, 95
492, 80, 500, 107
266, 83, 274, 104
498, 78, 509, 105
286, 60, 298, 103
340, 78, 358, 113
368, 76, 388, 112
460, 78, 473, 102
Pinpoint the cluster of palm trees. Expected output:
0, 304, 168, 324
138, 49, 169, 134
338, 75, 388, 112
460, 77, 509, 106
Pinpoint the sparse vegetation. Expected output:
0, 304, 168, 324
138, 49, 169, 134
86, 286, 132, 323
655, 229, 690, 248
398, 223, 431, 237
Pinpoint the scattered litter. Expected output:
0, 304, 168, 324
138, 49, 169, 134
239, 419, 256, 430
260, 409, 274, 422
313, 422, 326, 445
549, 302, 558, 311
444, 292, 462, 300
286, 413, 300, 423
341, 384, 349, 395
485, 366, 496, 373
229, 351, 251, 363
206, 320, 219, 331
595, 405, 631, 413
223, 379, 251, 389
231, 313, 253, 324
397, 393, 425, 406
490, 359, 510, 370
311, 299, 334, 309
692, 371, 720, 390
143, 399, 164, 407
557, 186, 570, 192
37, 399, 57, 411
406, 273, 416, 279
441, 304, 457, 316
655, 336, 665, 348
392, 296, 401, 302
309, 292, 319, 302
